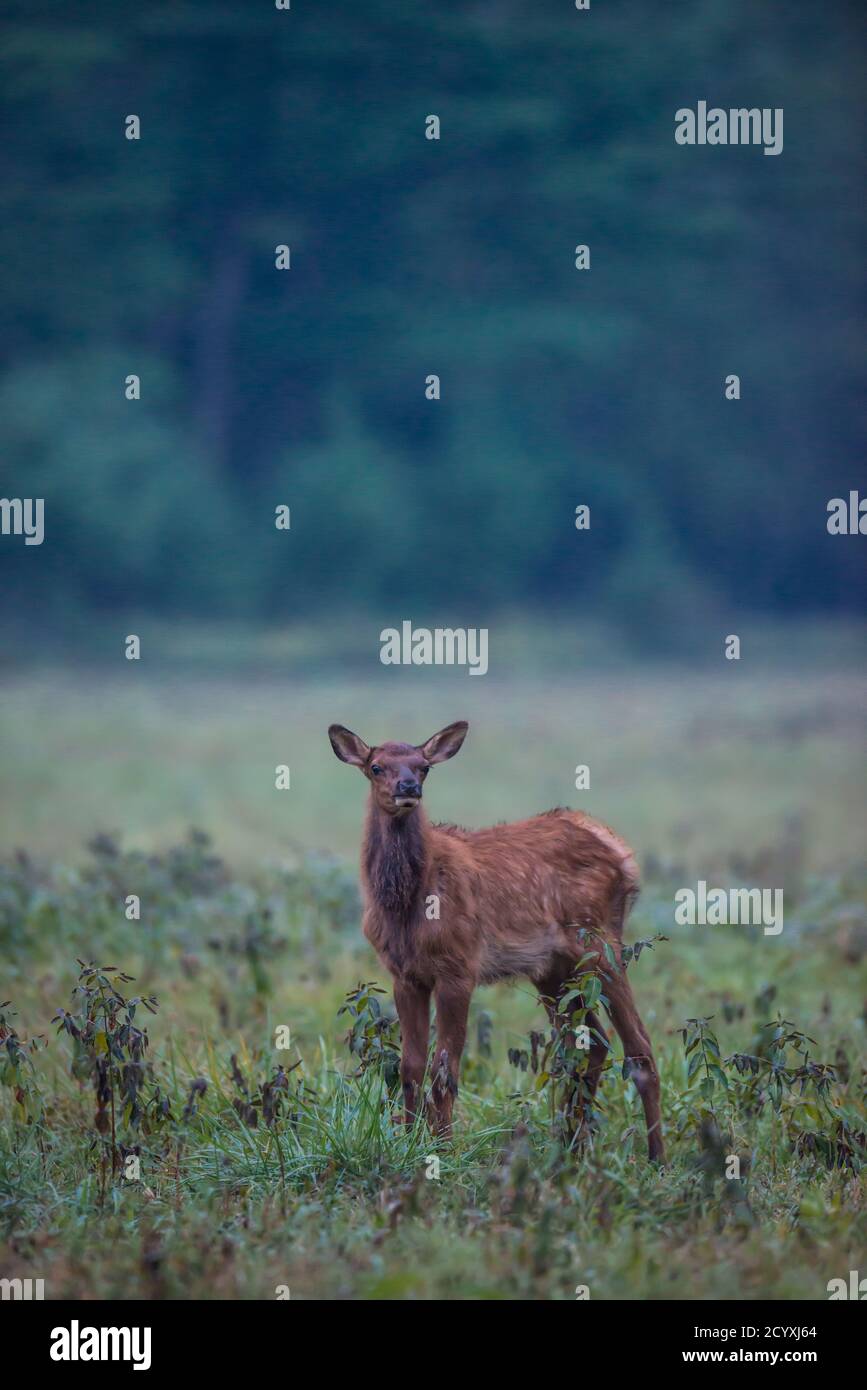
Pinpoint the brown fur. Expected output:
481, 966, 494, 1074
328, 720, 664, 1160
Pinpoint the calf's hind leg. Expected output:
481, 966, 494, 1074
603, 966, 665, 1162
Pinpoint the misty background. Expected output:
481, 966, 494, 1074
0, 1, 864, 868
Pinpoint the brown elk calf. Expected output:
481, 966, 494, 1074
328, 719, 664, 1161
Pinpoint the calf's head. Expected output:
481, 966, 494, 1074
328, 721, 468, 817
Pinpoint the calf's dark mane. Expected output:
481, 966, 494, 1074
364, 801, 428, 926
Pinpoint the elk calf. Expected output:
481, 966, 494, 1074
328, 720, 664, 1160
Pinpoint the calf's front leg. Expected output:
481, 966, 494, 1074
393, 979, 431, 1127
429, 982, 471, 1137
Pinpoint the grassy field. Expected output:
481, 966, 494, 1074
1, 657, 865, 1299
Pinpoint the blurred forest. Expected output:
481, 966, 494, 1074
0, 0, 864, 635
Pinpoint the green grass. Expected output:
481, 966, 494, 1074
1, 827, 865, 1300
0, 659, 865, 1299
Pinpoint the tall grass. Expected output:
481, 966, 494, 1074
1, 829, 865, 1299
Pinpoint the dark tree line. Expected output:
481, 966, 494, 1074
0, 0, 863, 628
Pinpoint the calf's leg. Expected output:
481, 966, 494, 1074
393, 979, 431, 1127
604, 966, 665, 1162
429, 983, 471, 1137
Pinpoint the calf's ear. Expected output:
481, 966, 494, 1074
418, 721, 468, 764
328, 725, 371, 766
